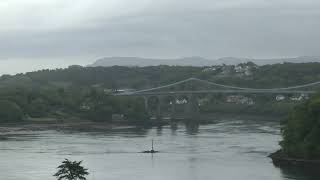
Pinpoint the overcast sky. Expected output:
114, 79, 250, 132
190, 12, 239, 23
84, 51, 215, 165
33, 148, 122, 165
1, 0, 320, 74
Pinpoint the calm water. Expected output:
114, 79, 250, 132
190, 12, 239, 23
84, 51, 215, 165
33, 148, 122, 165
0, 119, 318, 180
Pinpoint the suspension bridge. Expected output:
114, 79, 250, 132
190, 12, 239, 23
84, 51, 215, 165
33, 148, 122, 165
113, 78, 320, 120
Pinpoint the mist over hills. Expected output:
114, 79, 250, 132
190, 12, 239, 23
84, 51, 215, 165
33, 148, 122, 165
88, 56, 213, 67
89, 56, 320, 67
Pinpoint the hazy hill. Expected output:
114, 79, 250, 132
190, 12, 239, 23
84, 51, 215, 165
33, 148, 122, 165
88, 56, 215, 67
89, 56, 320, 67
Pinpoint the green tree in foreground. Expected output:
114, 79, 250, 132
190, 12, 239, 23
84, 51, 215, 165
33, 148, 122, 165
54, 159, 89, 180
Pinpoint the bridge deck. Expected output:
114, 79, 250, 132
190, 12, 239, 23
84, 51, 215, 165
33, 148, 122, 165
115, 90, 316, 96
112, 77, 319, 96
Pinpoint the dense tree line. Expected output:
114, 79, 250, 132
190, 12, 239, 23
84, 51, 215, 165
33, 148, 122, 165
0, 86, 148, 123
0, 62, 320, 123
0, 65, 200, 89
280, 93, 320, 159
2, 62, 320, 90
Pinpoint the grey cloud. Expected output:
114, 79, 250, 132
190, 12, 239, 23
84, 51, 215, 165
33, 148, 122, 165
1, 0, 320, 66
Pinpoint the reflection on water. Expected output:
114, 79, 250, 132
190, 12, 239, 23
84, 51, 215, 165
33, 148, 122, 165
185, 122, 200, 135
0, 119, 317, 180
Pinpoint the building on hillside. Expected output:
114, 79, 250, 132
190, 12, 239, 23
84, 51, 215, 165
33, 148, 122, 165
226, 95, 254, 105
172, 99, 188, 105
221, 66, 234, 75
290, 94, 309, 101
202, 67, 218, 72
234, 64, 254, 76
80, 103, 91, 110
276, 95, 286, 101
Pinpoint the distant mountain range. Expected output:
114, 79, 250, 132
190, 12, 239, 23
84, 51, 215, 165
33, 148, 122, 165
88, 56, 320, 67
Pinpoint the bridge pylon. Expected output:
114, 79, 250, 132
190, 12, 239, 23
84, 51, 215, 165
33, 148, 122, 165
185, 94, 200, 120
170, 96, 177, 120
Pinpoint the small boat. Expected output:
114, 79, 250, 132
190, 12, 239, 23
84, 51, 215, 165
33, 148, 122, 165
142, 139, 159, 153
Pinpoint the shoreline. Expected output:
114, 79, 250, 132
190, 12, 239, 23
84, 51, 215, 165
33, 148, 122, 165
269, 150, 320, 168
0, 113, 282, 133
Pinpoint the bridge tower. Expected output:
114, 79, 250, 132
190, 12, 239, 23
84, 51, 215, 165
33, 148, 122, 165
185, 94, 200, 120
143, 96, 148, 111
143, 95, 165, 121
170, 96, 177, 120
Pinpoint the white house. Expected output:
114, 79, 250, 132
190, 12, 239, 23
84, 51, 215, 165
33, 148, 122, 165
290, 94, 309, 101
226, 95, 254, 105
276, 95, 286, 101
170, 99, 188, 105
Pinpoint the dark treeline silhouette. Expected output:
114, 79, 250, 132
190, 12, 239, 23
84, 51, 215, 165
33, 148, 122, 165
2, 62, 320, 89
